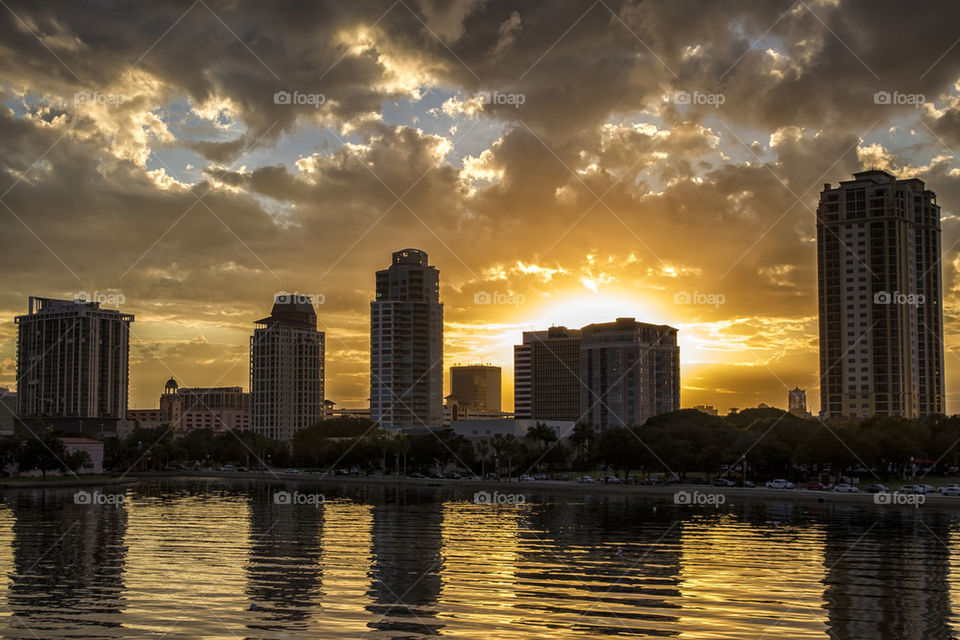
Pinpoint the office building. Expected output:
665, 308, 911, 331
817, 170, 944, 418
250, 294, 324, 441
0, 389, 17, 435
130, 378, 249, 431
788, 386, 807, 417
15, 296, 133, 435
579, 318, 680, 429
513, 326, 581, 421
370, 248, 443, 431
449, 364, 501, 412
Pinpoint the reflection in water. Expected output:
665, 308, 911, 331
4, 489, 128, 639
367, 487, 445, 636
245, 482, 324, 633
0, 480, 957, 639
823, 508, 953, 640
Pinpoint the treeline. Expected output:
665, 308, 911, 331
0, 428, 91, 477
26, 408, 960, 481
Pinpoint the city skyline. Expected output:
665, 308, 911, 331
2, 2, 960, 418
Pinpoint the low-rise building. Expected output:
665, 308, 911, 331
452, 418, 575, 441
61, 437, 104, 474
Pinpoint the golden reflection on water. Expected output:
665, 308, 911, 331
676, 514, 827, 639
0, 483, 958, 639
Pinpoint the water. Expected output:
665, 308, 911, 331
0, 478, 956, 639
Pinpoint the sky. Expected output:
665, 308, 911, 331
2, 0, 960, 415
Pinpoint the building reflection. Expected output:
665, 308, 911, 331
366, 486, 444, 636
245, 482, 324, 634
6, 489, 128, 638
822, 508, 952, 640
517, 496, 683, 637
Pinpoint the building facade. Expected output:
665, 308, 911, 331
817, 170, 944, 418
449, 364, 501, 412
788, 387, 807, 417
250, 295, 324, 441
15, 297, 133, 435
370, 249, 443, 431
579, 318, 680, 429
513, 327, 582, 421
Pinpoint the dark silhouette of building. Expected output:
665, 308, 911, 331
15, 296, 133, 435
449, 364, 501, 412
513, 326, 581, 421
370, 249, 443, 431
250, 294, 324, 441
817, 171, 944, 418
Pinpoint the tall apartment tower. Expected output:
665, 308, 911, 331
370, 248, 443, 431
513, 326, 582, 421
817, 170, 944, 418
579, 318, 680, 429
449, 364, 501, 412
250, 295, 324, 441
15, 296, 134, 435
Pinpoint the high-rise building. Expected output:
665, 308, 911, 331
817, 170, 944, 418
579, 318, 680, 429
370, 248, 443, 431
513, 326, 582, 421
250, 295, 324, 441
449, 365, 501, 412
15, 296, 133, 435
788, 386, 807, 417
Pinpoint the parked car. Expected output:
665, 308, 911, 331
864, 483, 889, 493
938, 484, 960, 494
918, 484, 936, 494
736, 480, 755, 488
519, 475, 535, 482
601, 476, 621, 484
641, 476, 663, 485
577, 476, 597, 484
766, 479, 795, 489
714, 478, 735, 487
807, 481, 826, 490
408, 472, 425, 479
833, 483, 859, 493
556, 474, 570, 482
534, 474, 548, 481
940, 486, 960, 496
899, 484, 922, 494
222, 464, 235, 472
283, 468, 301, 474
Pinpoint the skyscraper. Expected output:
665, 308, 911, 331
449, 364, 501, 412
817, 170, 944, 418
15, 296, 133, 434
250, 294, 324, 441
370, 249, 443, 431
513, 326, 582, 421
579, 318, 680, 429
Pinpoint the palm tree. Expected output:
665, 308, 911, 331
569, 422, 594, 472
474, 439, 491, 479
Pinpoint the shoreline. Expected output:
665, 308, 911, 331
0, 476, 138, 489
127, 471, 956, 508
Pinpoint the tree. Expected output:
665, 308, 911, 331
18, 427, 70, 479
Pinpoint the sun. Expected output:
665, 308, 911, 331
523, 290, 671, 332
